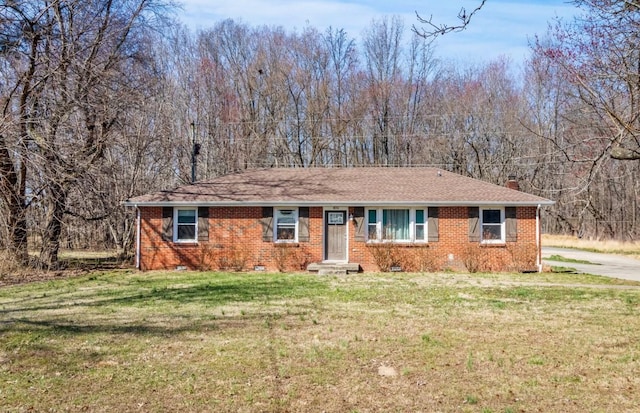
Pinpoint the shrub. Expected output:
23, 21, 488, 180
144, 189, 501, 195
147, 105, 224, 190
270, 244, 314, 272
196, 244, 215, 271
412, 246, 442, 272
290, 244, 313, 271
460, 244, 486, 273
272, 244, 296, 272
368, 243, 407, 272
216, 244, 250, 272
506, 243, 537, 272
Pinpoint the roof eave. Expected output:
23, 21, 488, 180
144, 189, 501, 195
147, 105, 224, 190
123, 200, 555, 207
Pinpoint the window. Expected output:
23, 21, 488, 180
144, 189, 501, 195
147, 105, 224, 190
367, 210, 378, 240
481, 208, 504, 243
415, 209, 426, 241
383, 209, 409, 240
367, 208, 426, 242
175, 208, 197, 242
276, 209, 297, 241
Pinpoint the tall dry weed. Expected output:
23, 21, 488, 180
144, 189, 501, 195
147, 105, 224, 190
543, 234, 640, 258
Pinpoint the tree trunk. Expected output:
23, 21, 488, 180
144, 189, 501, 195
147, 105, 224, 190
7, 202, 29, 266
0, 136, 29, 266
38, 183, 67, 270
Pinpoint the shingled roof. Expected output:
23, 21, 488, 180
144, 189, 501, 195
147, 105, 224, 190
124, 167, 554, 206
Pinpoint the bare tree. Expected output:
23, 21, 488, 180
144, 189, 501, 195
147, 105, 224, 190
323, 27, 358, 166
0, 0, 173, 268
362, 16, 405, 165
526, 2, 640, 240
534, 0, 640, 161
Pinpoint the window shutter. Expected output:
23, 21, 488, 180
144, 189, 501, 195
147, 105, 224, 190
353, 207, 365, 241
468, 207, 480, 242
298, 207, 310, 242
428, 207, 439, 242
162, 207, 173, 241
198, 207, 209, 241
261, 207, 274, 242
505, 207, 517, 242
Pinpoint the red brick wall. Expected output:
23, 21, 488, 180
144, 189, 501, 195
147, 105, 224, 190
139, 206, 326, 271
139, 205, 540, 272
348, 206, 539, 272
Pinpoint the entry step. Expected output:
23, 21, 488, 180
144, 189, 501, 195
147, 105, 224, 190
307, 262, 361, 274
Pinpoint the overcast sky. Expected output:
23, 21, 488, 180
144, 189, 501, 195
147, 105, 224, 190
176, 0, 578, 65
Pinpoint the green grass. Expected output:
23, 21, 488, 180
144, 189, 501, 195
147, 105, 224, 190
1, 270, 640, 412
546, 254, 600, 265
549, 265, 579, 274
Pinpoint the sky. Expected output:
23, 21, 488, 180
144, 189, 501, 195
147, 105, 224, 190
176, 0, 579, 65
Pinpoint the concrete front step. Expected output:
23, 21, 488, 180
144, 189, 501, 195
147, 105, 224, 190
307, 262, 361, 274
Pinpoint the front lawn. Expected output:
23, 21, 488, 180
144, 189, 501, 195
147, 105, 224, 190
1, 270, 639, 412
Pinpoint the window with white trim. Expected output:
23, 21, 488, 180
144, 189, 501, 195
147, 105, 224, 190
275, 209, 297, 241
367, 210, 378, 240
175, 208, 197, 242
415, 209, 426, 241
367, 208, 426, 242
481, 208, 505, 243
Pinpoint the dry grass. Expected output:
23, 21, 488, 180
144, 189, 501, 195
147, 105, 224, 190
57, 249, 119, 258
543, 234, 640, 258
1, 270, 640, 412
0, 250, 23, 278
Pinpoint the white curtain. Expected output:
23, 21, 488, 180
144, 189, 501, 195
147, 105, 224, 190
383, 209, 409, 240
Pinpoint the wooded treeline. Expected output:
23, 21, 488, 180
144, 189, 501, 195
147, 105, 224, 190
1, 0, 639, 268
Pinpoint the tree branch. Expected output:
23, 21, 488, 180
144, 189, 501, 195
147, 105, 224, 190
412, 0, 487, 39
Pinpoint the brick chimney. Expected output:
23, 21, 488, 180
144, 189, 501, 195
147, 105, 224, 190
506, 175, 520, 191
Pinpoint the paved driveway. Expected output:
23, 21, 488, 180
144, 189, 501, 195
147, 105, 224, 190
542, 247, 640, 282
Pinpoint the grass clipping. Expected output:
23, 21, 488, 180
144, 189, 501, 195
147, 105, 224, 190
1, 270, 640, 412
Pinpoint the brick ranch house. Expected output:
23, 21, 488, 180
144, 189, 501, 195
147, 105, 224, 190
124, 167, 554, 273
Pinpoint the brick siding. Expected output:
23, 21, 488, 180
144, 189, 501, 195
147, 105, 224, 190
139, 205, 540, 272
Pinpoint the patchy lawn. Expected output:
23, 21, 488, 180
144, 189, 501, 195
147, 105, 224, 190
1, 270, 640, 412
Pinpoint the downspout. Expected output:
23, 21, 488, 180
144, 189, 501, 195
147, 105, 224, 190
536, 204, 542, 272
135, 205, 141, 270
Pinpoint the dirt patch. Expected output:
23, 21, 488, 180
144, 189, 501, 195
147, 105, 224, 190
0, 269, 92, 287
0, 251, 132, 287
377, 365, 398, 377
0, 262, 132, 287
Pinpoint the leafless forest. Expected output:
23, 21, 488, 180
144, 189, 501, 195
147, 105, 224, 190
1, 0, 639, 269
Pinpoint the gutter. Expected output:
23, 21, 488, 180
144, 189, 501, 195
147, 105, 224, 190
536, 204, 542, 272
135, 205, 141, 270
123, 200, 556, 208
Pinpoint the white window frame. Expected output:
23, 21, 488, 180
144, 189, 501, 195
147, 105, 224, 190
275, 208, 298, 242
174, 207, 198, 243
367, 209, 380, 241
414, 209, 427, 242
366, 208, 427, 243
480, 207, 505, 244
